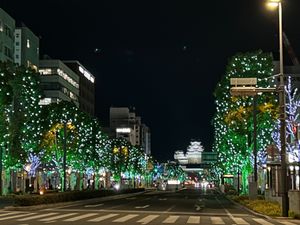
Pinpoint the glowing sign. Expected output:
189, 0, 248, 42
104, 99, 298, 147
116, 128, 131, 133
79, 66, 95, 83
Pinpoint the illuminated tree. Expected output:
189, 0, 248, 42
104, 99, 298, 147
213, 51, 277, 193
272, 76, 300, 162
0, 62, 42, 169
109, 137, 131, 182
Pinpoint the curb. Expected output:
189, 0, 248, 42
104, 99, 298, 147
3, 190, 148, 211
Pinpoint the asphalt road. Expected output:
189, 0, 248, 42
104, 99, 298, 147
0, 188, 299, 225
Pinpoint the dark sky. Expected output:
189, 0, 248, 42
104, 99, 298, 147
2, 0, 300, 161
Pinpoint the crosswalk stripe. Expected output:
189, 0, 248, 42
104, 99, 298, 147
63, 213, 98, 221
39, 213, 78, 221
88, 213, 119, 222
253, 218, 274, 225
113, 214, 139, 222
137, 215, 159, 224
280, 222, 297, 225
0, 213, 35, 221
211, 217, 225, 224
187, 216, 200, 224
17, 213, 58, 221
162, 215, 180, 223
231, 217, 249, 225
0, 212, 19, 217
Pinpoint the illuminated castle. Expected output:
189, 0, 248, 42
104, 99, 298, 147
174, 141, 204, 164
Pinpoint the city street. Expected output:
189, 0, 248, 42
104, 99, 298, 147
0, 189, 298, 225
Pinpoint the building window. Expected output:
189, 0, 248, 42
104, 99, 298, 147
15, 54, 19, 59
39, 68, 52, 75
4, 46, 12, 58
27, 39, 30, 48
0, 20, 3, 32
4, 25, 12, 38
16, 41, 20, 46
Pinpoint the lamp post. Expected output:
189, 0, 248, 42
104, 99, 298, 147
266, 0, 288, 217
63, 122, 67, 192
0, 144, 3, 195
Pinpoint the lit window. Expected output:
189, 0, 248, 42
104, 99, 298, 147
39, 69, 52, 75
27, 39, 30, 48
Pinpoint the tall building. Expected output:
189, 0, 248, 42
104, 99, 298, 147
38, 59, 79, 107
63, 61, 95, 116
14, 25, 39, 70
109, 107, 151, 155
0, 8, 15, 63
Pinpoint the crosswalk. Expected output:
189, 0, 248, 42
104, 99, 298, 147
0, 210, 299, 224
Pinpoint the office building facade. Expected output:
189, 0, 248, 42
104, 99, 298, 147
109, 107, 151, 155
39, 59, 79, 107
14, 25, 39, 70
63, 61, 95, 116
0, 8, 15, 63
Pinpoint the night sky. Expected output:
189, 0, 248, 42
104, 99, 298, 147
2, 0, 300, 161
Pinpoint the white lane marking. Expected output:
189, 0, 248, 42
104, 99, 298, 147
135, 205, 150, 209
159, 198, 167, 200
63, 213, 98, 221
39, 213, 78, 221
165, 205, 176, 212
137, 215, 159, 224
211, 217, 225, 224
0, 213, 35, 221
112, 214, 139, 222
187, 216, 200, 224
162, 215, 180, 223
17, 213, 58, 221
126, 197, 136, 200
280, 222, 297, 225
231, 217, 249, 225
253, 218, 274, 225
84, 203, 104, 208
88, 213, 119, 222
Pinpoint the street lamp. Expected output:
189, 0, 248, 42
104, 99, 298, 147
266, 0, 288, 217
63, 121, 67, 192
0, 144, 3, 195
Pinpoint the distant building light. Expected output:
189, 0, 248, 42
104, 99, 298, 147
167, 180, 180, 185
223, 174, 234, 178
39, 98, 52, 105
27, 39, 30, 48
79, 66, 95, 83
116, 128, 131, 133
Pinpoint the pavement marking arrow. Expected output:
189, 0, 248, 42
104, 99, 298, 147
135, 205, 150, 209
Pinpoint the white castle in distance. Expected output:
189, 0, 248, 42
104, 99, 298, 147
174, 141, 204, 164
